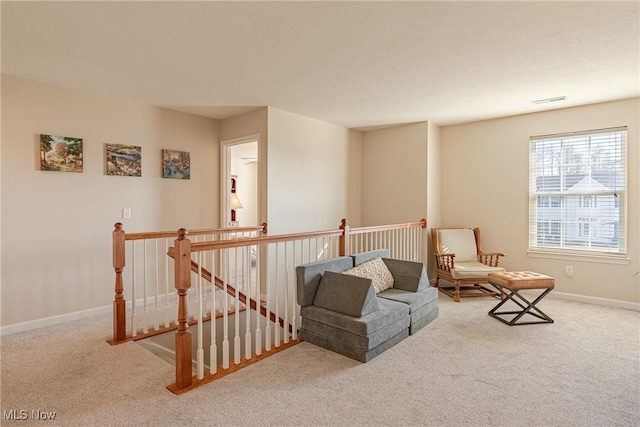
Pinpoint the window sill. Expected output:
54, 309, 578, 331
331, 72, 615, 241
527, 250, 629, 265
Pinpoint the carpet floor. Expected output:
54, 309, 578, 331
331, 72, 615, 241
1, 294, 638, 426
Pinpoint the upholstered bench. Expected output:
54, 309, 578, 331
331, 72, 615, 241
487, 271, 555, 325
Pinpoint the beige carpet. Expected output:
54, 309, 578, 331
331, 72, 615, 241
1, 294, 638, 426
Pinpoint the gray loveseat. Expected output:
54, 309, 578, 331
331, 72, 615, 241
296, 249, 438, 362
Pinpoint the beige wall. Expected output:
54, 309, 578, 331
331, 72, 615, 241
361, 123, 428, 225
426, 122, 442, 275
361, 122, 437, 267
441, 98, 640, 304
3, 75, 635, 330
1, 75, 220, 327
267, 107, 362, 234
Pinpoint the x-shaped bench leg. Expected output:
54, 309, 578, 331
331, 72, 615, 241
488, 286, 554, 325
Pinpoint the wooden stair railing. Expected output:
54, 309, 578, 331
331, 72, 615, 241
166, 249, 295, 335
167, 218, 427, 392
111, 218, 427, 393
110, 223, 266, 344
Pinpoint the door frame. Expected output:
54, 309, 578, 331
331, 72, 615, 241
220, 134, 261, 228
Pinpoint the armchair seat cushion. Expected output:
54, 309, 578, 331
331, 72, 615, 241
450, 261, 505, 279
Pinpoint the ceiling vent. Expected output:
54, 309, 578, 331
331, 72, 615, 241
532, 96, 567, 105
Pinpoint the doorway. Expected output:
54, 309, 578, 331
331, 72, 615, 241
221, 136, 259, 228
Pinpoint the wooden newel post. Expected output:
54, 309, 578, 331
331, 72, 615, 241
174, 228, 193, 390
339, 218, 350, 256
112, 223, 127, 343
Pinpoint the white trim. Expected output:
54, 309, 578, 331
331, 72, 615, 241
540, 290, 639, 312
3, 286, 636, 336
0, 304, 112, 336
0, 291, 180, 336
220, 134, 261, 229
429, 277, 639, 311
527, 250, 630, 265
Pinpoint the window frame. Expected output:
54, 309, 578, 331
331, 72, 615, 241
528, 127, 627, 260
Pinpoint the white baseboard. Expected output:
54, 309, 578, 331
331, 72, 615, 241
429, 278, 639, 312
545, 291, 640, 311
0, 304, 112, 336
2, 286, 637, 336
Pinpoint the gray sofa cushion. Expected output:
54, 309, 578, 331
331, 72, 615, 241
351, 249, 429, 293
300, 297, 409, 337
377, 286, 436, 313
382, 258, 429, 292
300, 328, 409, 363
343, 257, 394, 293
351, 248, 390, 266
378, 286, 439, 334
301, 313, 408, 351
296, 256, 354, 307
313, 271, 379, 318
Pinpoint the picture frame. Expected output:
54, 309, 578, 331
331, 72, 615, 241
162, 149, 190, 179
106, 143, 142, 177
40, 134, 83, 173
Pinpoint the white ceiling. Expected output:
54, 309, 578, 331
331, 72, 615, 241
2, 1, 638, 130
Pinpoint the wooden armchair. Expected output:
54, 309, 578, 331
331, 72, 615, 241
431, 227, 506, 302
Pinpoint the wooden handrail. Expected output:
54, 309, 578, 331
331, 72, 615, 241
349, 218, 427, 235
110, 222, 267, 344
124, 224, 266, 241
188, 229, 344, 252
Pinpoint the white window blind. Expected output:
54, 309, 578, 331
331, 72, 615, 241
529, 127, 627, 256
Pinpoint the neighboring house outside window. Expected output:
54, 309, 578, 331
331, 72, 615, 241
529, 127, 627, 257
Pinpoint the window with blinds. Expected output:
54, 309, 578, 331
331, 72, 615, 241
529, 127, 627, 257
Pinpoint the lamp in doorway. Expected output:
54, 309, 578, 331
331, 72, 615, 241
230, 192, 243, 223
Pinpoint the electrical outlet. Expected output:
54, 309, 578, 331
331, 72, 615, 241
122, 208, 132, 219
565, 265, 573, 277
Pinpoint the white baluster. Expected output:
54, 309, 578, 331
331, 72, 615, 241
275, 243, 281, 348
283, 242, 290, 344
265, 244, 272, 352
131, 241, 137, 337
222, 249, 230, 369
164, 238, 170, 328
244, 246, 252, 360
404, 229, 407, 260
254, 244, 262, 356
393, 229, 396, 256
190, 237, 197, 321
197, 252, 204, 380
154, 239, 160, 331
234, 247, 241, 364
142, 240, 148, 334
290, 242, 297, 341
210, 248, 218, 374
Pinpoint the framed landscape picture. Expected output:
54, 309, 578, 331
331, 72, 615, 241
40, 134, 83, 173
106, 144, 142, 177
162, 149, 190, 179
